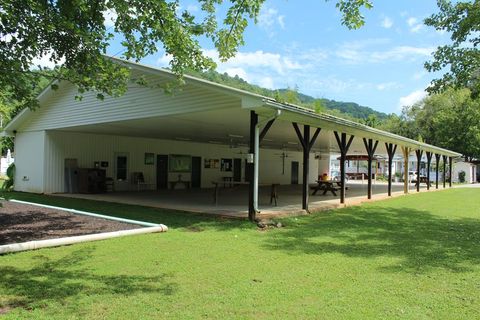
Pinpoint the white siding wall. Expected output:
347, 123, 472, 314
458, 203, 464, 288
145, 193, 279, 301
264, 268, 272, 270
43, 131, 318, 193
453, 161, 474, 183
14, 131, 46, 193
19, 71, 243, 132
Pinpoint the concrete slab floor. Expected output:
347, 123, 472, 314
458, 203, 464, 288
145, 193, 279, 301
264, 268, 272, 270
52, 180, 452, 220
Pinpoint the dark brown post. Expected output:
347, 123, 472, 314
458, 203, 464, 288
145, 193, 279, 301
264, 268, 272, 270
363, 138, 379, 199
248, 111, 258, 221
334, 132, 354, 204
449, 157, 453, 187
435, 153, 440, 189
415, 149, 423, 192
293, 123, 321, 211
426, 152, 433, 190
385, 143, 397, 196
442, 155, 447, 188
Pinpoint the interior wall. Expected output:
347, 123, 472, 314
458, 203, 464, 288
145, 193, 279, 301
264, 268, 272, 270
42, 131, 319, 193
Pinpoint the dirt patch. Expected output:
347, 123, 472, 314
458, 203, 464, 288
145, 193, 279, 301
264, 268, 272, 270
0, 200, 141, 245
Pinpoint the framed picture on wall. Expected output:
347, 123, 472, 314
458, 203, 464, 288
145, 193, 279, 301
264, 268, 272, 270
169, 154, 192, 172
144, 153, 155, 165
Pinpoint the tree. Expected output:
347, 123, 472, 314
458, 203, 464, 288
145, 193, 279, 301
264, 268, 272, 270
425, 0, 480, 96
415, 88, 480, 159
0, 0, 372, 110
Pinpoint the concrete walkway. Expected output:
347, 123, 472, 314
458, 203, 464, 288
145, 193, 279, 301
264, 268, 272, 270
53, 180, 452, 219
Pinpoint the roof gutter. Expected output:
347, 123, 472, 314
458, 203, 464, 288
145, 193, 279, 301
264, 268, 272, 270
262, 99, 462, 158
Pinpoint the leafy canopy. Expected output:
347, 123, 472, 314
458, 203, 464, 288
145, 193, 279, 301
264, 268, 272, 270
425, 0, 480, 96
0, 0, 372, 109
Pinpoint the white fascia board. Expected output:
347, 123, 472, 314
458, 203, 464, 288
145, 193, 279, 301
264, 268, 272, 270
261, 100, 462, 158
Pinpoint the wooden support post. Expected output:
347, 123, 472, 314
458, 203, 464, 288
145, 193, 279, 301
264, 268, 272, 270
449, 156, 453, 187
401, 146, 411, 194
435, 153, 440, 189
426, 152, 432, 190
442, 155, 447, 188
363, 138, 379, 199
415, 149, 423, 192
385, 143, 397, 196
293, 123, 321, 211
248, 111, 258, 221
334, 132, 354, 204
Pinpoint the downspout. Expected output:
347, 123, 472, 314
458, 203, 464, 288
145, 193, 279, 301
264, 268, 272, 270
253, 110, 281, 212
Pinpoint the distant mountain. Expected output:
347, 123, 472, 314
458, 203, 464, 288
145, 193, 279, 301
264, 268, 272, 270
187, 69, 388, 122
278, 89, 389, 121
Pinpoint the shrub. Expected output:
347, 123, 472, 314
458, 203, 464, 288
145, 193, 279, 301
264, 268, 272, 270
2, 163, 15, 190
458, 170, 466, 183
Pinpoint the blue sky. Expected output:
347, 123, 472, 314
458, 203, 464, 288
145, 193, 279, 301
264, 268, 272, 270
121, 0, 450, 115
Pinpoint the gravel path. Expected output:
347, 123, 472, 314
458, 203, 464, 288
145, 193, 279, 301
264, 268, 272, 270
0, 200, 141, 245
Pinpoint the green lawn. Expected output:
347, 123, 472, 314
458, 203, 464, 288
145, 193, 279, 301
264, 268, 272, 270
1, 189, 480, 319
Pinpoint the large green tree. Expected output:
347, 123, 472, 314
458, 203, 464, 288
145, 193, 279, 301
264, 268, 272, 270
425, 0, 480, 96
415, 88, 480, 159
381, 88, 480, 159
0, 0, 372, 110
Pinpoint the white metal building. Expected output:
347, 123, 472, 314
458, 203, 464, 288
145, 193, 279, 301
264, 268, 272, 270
2, 58, 462, 220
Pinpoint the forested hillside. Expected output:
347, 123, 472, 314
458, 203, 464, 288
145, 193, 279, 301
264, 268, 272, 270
187, 69, 388, 122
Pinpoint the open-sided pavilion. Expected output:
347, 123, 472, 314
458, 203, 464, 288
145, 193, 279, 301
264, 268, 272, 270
3, 58, 461, 221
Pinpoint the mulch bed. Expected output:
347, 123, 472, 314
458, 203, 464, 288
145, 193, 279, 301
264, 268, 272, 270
0, 200, 141, 245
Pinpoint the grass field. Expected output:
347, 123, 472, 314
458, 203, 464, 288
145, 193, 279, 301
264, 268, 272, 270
1, 189, 479, 319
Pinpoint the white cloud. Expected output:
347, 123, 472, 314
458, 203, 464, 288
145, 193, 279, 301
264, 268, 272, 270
257, 6, 285, 35
203, 49, 302, 75
278, 15, 286, 29
336, 41, 434, 64
381, 16, 393, 29
186, 4, 199, 12
224, 67, 249, 81
398, 90, 427, 108
407, 17, 424, 33
156, 54, 172, 66
259, 77, 275, 89
103, 9, 117, 28
31, 52, 64, 69
412, 71, 426, 80
376, 82, 400, 91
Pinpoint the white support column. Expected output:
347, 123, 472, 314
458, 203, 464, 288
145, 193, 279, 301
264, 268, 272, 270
253, 124, 260, 211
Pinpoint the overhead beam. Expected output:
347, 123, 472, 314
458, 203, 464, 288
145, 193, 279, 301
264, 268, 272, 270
259, 118, 276, 142
334, 131, 354, 204
385, 143, 397, 197
363, 138, 379, 199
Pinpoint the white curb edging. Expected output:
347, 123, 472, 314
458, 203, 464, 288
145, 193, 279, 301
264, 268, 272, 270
9, 199, 162, 227
0, 226, 167, 254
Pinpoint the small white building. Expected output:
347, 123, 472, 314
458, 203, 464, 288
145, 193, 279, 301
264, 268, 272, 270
452, 160, 477, 184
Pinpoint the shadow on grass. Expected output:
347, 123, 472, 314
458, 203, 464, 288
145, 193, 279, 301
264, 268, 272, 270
0, 247, 177, 311
265, 206, 480, 273
6, 192, 251, 231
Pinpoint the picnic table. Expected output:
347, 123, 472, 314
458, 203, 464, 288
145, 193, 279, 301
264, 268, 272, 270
211, 181, 279, 206
310, 180, 347, 196
415, 176, 433, 187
